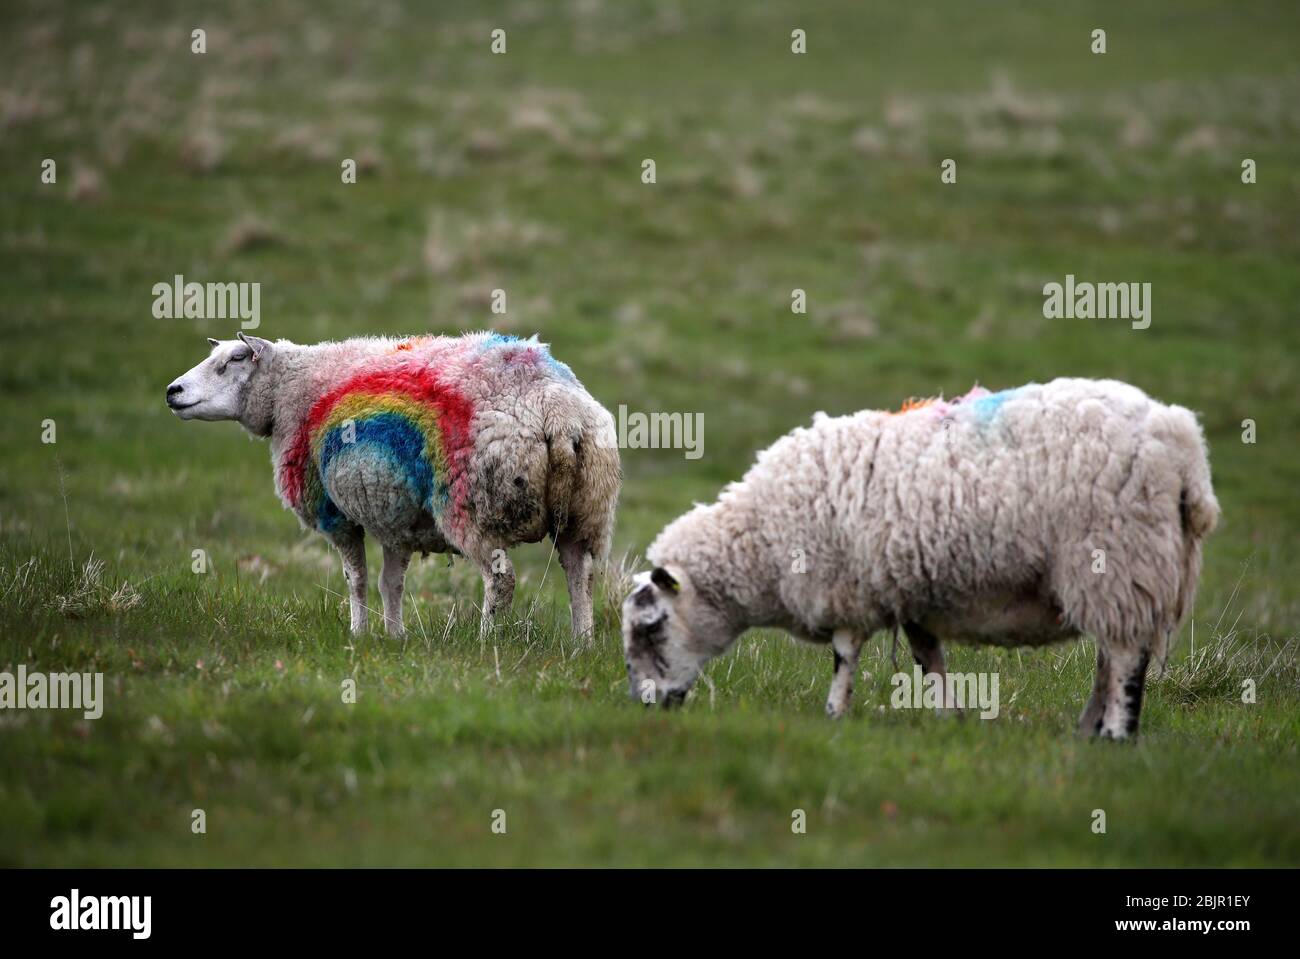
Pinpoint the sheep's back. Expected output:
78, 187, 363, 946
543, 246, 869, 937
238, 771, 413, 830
755, 379, 1195, 627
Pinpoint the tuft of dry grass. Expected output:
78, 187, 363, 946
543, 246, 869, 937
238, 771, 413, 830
218, 214, 281, 257
1160, 627, 1297, 704
0, 86, 58, 130
237, 555, 278, 584
16, 554, 147, 618
851, 126, 886, 157
180, 117, 226, 174
422, 211, 556, 278
1173, 124, 1223, 156
272, 123, 337, 163
69, 163, 104, 201
982, 71, 1061, 126
1159, 566, 1300, 703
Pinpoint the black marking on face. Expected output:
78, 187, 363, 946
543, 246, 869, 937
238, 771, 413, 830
631, 613, 666, 643
632, 584, 657, 608
630, 613, 669, 673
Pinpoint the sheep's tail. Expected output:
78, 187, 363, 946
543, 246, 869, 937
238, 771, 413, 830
1151, 404, 1221, 669
544, 388, 622, 559
545, 430, 579, 536
1173, 415, 1221, 543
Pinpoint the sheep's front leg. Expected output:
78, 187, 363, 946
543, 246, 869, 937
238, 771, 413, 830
476, 548, 515, 636
1098, 644, 1150, 741
557, 534, 595, 641
826, 628, 863, 719
904, 622, 955, 710
1078, 646, 1111, 736
379, 545, 411, 638
333, 532, 369, 635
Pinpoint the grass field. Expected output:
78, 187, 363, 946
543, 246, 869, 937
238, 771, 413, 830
1, 0, 1298, 866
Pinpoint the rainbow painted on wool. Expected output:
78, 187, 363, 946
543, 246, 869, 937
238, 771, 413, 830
280, 354, 476, 534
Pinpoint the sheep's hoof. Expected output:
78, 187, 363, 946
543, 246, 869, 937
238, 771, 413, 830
825, 700, 848, 720
1098, 728, 1138, 743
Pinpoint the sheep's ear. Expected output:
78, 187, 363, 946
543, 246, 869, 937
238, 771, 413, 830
651, 567, 680, 594
207, 337, 220, 347
237, 332, 271, 359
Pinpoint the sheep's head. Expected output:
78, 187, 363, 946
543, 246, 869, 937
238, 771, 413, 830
622, 564, 732, 708
166, 333, 271, 422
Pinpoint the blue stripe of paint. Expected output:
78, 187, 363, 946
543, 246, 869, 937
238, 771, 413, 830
318, 496, 348, 533
970, 387, 1021, 424
481, 332, 576, 382
316, 413, 448, 529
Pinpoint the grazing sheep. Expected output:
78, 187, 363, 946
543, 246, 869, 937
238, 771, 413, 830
167, 332, 621, 638
623, 378, 1219, 739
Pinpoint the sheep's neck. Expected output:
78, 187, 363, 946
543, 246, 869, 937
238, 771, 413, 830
239, 350, 294, 439
687, 494, 786, 633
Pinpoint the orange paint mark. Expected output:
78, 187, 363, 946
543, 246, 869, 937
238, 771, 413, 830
390, 336, 435, 353
894, 396, 937, 414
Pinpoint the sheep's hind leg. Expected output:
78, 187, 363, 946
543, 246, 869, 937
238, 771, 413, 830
475, 547, 515, 637
379, 545, 411, 638
1078, 646, 1111, 737
1097, 643, 1150, 741
826, 629, 864, 719
331, 530, 369, 635
557, 534, 595, 642
904, 622, 956, 710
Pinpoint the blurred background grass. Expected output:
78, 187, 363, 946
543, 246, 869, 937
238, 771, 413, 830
0, 0, 1297, 866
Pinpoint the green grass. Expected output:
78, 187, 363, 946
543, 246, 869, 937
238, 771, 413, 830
1, 0, 1298, 866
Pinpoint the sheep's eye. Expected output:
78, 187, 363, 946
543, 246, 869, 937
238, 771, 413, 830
231, 350, 250, 362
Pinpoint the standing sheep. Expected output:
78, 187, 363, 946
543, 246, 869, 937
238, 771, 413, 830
167, 331, 621, 639
623, 378, 1219, 739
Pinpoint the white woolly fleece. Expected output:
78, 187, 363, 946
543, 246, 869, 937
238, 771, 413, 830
648, 378, 1219, 659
